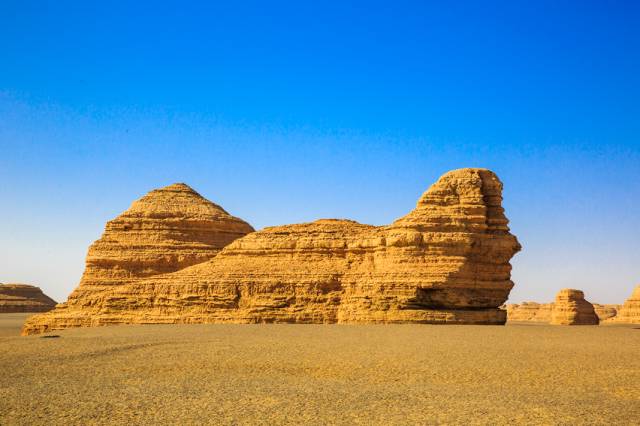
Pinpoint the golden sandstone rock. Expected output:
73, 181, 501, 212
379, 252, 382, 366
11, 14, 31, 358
506, 302, 553, 323
0, 284, 56, 313
507, 301, 620, 324
22, 183, 253, 333
614, 285, 640, 324
549, 289, 599, 325
22, 168, 521, 335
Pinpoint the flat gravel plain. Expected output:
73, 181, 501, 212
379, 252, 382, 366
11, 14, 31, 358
1, 313, 639, 425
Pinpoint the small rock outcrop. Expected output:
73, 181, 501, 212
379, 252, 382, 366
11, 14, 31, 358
614, 286, 640, 324
23, 169, 521, 335
0, 284, 57, 313
506, 302, 553, 323
550, 289, 599, 325
592, 304, 620, 322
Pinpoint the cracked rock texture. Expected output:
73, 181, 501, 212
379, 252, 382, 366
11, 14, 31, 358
550, 289, 599, 325
23, 168, 521, 335
0, 284, 56, 313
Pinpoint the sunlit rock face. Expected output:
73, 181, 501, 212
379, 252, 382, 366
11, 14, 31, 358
550, 289, 599, 326
23, 168, 521, 335
22, 183, 253, 334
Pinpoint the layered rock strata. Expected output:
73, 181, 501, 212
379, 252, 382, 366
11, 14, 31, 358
23, 168, 521, 335
0, 284, 56, 313
22, 183, 253, 333
550, 289, 599, 325
614, 286, 640, 324
506, 302, 553, 323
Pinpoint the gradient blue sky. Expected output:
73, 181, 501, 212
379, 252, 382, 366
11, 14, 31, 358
1, 1, 639, 304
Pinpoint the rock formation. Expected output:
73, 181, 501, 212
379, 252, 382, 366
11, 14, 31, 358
550, 289, 599, 325
23, 168, 521, 335
0, 284, 57, 313
613, 285, 640, 324
506, 302, 553, 323
22, 183, 254, 333
507, 301, 619, 324
592, 304, 620, 322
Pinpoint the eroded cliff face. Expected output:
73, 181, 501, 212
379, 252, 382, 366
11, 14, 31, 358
550, 289, 599, 325
23, 168, 521, 335
74, 183, 254, 294
614, 286, 640, 324
0, 284, 56, 313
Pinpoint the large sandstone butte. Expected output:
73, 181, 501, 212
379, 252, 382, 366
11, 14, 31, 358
614, 285, 640, 324
0, 284, 56, 313
550, 289, 599, 325
23, 168, 521, 335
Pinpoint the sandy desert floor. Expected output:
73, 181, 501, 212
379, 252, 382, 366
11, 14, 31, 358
1, 314, 639, 425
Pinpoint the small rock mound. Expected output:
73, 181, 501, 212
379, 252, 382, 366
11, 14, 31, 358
550, 289, 599, 325
0, 284, 57, 313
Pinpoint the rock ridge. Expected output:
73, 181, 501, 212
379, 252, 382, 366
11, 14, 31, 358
0, 284, 57, 313
23, 169, 521, 335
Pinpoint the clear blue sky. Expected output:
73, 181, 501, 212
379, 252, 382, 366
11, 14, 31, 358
1, 1, 639, 304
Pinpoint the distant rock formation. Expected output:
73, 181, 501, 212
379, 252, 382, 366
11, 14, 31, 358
550, 289, 599, 325
506, 302, 553, 323
614, 285, 640, 324
592, 304, 621, 322
0, 284, 56, 313
22, 183, 254, 333
507, 300, 619, 324
23, 168, 521, 335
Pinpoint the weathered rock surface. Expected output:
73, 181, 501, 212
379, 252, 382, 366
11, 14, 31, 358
506, 302, 553, 323
550, 289, 599, 325
22, 183, 253, 333
23, 168, 521, 335
614, 286, 640, 324
0, 284, 56, 313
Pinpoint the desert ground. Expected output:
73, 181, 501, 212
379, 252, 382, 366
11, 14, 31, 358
1, 314, 639, 425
